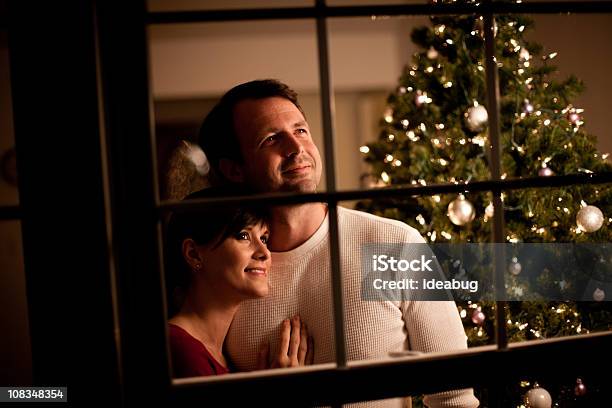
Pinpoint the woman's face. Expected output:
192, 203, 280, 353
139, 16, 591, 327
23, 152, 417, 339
196, 222, 271, 300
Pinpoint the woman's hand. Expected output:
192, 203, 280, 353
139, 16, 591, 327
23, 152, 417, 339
257, 315, 314, 369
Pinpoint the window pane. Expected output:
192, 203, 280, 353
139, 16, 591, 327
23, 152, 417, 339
500, 182, 612, 340
497, 13, 612, 178
338, 196, 485, 406
328, 15, 426, 191
161, 200, 337, 378
148, 19, 326, 199
331, 14, 493, 186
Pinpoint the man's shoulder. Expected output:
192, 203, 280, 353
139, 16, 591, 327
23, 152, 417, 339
337, 206, 425, 243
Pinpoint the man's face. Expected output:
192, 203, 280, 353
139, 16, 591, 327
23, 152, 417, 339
231, 96, 322, 193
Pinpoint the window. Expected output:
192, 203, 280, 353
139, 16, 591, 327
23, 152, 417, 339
5, 0, 612, 406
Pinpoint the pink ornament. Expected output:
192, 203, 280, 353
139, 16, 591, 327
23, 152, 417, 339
415, 90, 430, 107
574, 378, 587, 396
568, 112, 580, 124
566, 108, 583, 126
471, 309, 485, 325
538, 167, 554, 177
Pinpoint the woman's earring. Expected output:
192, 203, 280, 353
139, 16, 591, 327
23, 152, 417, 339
194, 263, 202, 270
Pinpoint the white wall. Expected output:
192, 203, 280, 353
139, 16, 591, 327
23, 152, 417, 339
148, 16, 419, 98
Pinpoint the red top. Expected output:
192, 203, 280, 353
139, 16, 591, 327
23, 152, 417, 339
168, 323, 230, 377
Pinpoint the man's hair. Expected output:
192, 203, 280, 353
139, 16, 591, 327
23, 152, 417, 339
197, 79, 304, 184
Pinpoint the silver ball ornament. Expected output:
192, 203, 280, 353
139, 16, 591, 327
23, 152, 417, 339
448, 196, 476, 226
576, 205, 604, 233
465, 105, 488, 133
524, 384, 552, 408
508, 258, 522, 276
183, 142, 210, 176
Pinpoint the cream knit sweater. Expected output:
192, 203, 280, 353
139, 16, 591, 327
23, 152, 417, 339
226, 206, 479, 407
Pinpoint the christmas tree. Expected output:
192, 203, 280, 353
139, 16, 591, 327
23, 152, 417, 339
356, 0, 611, 405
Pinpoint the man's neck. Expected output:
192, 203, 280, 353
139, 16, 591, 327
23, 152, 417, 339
268, 202, 327, 252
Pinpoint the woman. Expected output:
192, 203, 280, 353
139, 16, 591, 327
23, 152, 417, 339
165, 186, 312, 377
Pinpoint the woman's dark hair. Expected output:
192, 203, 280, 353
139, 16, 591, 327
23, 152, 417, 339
164, 185, 269, 316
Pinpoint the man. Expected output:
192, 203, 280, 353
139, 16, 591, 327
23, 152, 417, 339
198, 79, 479, 407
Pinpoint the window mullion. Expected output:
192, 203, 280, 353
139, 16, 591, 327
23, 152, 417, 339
316, 0, 347, 372
483, 10, 509, 353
